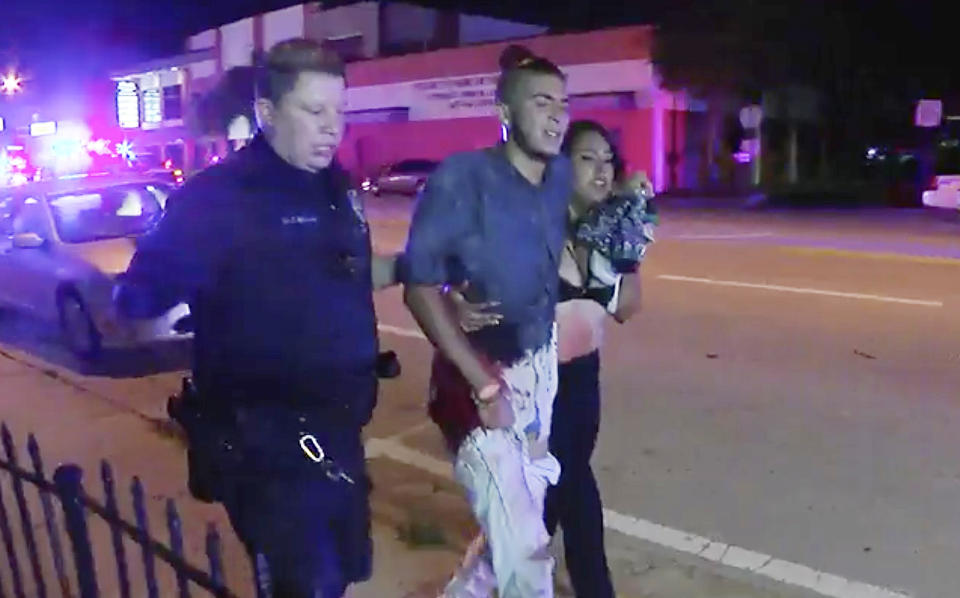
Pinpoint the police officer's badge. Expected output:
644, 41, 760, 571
347, 189, 368, 232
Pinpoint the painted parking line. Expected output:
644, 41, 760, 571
669, 231, 777, 240
366, 434, 911, 598
657, 274, 944, 308
377, 323, 427, 340
373, 325, 914, 598
780, 246, 960, 266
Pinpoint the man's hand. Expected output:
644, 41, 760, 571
444, 282, 503, 333
405, 284, 502, 397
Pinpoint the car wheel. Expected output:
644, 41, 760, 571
57, 291, 102, 361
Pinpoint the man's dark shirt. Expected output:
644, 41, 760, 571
115, 134, 378, 426
404, 147, 571, 365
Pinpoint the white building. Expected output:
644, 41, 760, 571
107, 2, 545, 171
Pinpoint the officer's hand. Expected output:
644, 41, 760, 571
444, 282, 503, 333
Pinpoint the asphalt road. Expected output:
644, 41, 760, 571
0, 198, 957, 597
366, 199, 960, 598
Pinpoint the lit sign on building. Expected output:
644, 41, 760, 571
117, 81, 141, 129
915, 99, 943, 128
29, 121, 57, 137
411, 74, 500, 120
143, 88, 162, 124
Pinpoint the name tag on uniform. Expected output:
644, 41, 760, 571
281, 215, 319, 226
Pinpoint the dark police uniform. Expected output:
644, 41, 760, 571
115, 134, 377, 597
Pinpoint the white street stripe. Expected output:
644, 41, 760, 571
365, 437, 453, 480
374, 324, 915, 596
658, 274, 944, 307
602, 509, 911, 598
367, 436, 912, 598
670, 232, 776, 240
377, 323, 427, 340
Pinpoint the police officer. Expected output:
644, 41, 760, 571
114, 39, 401, 598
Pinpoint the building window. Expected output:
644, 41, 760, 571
116, 80, 140, 129
143, 88, 163, 125
568, 93, 637, 112
165, 144, 185, 170
324, 34, 365, 63
163, 85, 183, 120
345, 108, 409, 124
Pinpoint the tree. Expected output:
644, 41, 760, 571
653, 0, 834, 186
654, 27, 751, 188
189, 66, 257, 139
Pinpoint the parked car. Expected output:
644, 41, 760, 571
923, 138, 960, 210
922, 175, 960, 210
0, 173, 191, 360
362, 159, 439, 196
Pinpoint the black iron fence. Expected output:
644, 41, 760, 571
0, 422, 268, 598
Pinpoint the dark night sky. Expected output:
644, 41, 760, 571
1, 0, 955, 103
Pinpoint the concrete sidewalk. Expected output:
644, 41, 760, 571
362, 455, 805, 598
0, 341, 799, 598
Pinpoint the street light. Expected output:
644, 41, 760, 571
1, 72, 23, 95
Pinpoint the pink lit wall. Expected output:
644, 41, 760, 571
340, 117, 499, 178
339, 107, 658, 184
337, 25, 662, 183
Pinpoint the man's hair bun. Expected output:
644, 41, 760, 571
499, 44, 536, 71
495, 44, 565, 103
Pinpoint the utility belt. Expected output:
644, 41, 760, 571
170, 351, 400, 503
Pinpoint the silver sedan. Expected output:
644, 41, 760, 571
0, 174, 192, 360
362, 159, 438, 196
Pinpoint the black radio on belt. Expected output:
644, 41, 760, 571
168, 378, 231, 503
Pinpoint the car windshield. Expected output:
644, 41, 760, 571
48, 183, 170, 244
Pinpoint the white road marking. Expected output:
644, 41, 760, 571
367, 435, 911, 598
372, 327, 915, 598
383, 420, 435, 443
670, 231, 776, 240
658, 274, 944, 308
782, 246, 960, 266
366, 437, 453, 480
377, 323, 427, 340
